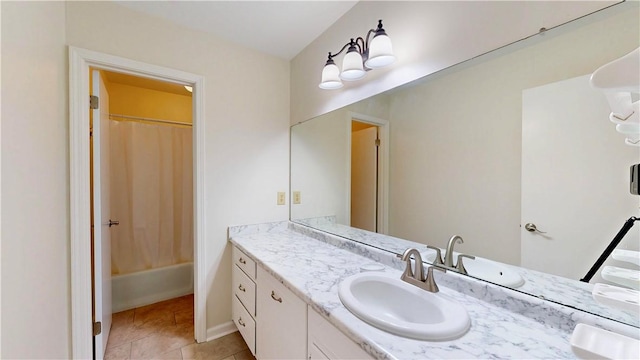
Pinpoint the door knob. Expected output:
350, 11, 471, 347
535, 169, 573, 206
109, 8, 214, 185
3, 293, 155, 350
108, 219, 120, 227
524, 223, 546, 234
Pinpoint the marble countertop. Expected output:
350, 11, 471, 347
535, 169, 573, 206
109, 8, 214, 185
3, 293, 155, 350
229, 222, 604, 360
294, 218, 639, 328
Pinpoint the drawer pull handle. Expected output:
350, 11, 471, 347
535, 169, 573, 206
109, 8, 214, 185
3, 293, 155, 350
238, 284, 246, 292
239, 257, 247, 264
271, 290, 283, 303
238, 317, 246, 327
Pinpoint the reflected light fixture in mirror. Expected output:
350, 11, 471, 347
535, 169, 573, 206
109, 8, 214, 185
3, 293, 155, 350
319, 20, 396, 90
184, 85, 193, 92
590, 47, 640, 146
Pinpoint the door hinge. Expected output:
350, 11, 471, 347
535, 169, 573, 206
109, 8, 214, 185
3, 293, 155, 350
89, 95, 99, 110
375, 138, 381, 147
93, 321, 102, 336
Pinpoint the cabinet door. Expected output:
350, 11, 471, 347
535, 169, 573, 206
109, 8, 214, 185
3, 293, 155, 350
308, 308, 373, 360
256, 266, 307, 359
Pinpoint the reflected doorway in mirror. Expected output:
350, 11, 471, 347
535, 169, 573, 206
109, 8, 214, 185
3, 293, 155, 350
348, 113, 389, 234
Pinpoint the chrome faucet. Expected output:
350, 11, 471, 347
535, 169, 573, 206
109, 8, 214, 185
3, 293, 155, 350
400, 248, 446, 293
444, 235, 464, 268
426, 245, 444, 266
455, 254, 476, 275
401, 248, 424, 284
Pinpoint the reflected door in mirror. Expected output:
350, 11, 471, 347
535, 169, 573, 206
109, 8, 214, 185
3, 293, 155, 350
351, 122, 379, 232
521, 75, 639, 281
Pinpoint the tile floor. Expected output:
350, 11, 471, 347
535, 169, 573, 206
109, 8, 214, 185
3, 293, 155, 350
105, 294, 254, 360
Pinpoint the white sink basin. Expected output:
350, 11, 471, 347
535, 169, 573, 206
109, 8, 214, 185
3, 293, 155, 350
425, 252, 525, 288
338, 272, 470, 340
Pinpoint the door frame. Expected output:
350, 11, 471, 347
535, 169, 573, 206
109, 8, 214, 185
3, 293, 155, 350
345, 112, 390, 234
69, 46, 207, 358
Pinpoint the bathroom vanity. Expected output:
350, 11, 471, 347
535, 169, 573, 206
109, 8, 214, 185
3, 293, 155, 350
228, 221, 638, 359
230, 232, 370, 359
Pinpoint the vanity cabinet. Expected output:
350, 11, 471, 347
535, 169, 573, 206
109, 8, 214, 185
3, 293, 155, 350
231, 247, 257, 355
308, 309, 373, 360
231, 245, 370, 360
256, 265, 308, 359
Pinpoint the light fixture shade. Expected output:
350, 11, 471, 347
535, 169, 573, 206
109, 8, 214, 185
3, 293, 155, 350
184, 85, 193, 93
340, 50, 366, 81
319, 62, 343, 89
365, 33, 395, 69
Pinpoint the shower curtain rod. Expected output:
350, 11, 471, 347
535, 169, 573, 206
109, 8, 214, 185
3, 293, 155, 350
109, 113, 192, 127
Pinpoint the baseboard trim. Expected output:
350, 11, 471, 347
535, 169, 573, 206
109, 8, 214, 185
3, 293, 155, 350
206, 321, 238, 342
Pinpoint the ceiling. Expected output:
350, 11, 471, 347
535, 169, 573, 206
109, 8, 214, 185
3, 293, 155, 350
114, 1, 358, 60
102, 71, 192, 96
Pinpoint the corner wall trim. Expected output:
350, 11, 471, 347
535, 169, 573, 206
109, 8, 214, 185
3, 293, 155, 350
207, 321, 238, 342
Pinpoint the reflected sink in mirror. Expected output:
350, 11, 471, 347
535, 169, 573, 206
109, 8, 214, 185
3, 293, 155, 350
463, 257, 525, 288
338, 272, 470, 341
425, 251, 525, 288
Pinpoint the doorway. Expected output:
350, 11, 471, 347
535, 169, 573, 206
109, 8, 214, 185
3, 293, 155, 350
70, 47, 207, 359
90, 69, 196, 358
347, 112, 389, 234
350, 121, 379, 232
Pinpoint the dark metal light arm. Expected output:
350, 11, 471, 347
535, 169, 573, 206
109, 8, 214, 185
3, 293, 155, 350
327, 41, 354, 61
326, 20, 388, 63
354, 37, 367, 58
362, 20, 384, 54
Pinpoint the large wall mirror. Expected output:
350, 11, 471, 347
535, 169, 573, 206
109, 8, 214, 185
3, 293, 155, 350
290, 3, 639, 327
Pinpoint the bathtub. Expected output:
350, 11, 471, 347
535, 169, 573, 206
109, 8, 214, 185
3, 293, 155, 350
112, 262, 193, 312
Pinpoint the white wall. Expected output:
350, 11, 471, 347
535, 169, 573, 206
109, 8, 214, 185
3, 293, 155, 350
291, 97, 389, 223
290, 1, 618, 124
291, 110, 350, 223
386, 6, 639, 265
1, 4, 3, 355
2, 1, 290, 357
65, 0, 290, 340
1, 2, 70, 358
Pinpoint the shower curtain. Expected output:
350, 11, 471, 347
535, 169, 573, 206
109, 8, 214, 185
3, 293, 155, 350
109, 120, 193, 275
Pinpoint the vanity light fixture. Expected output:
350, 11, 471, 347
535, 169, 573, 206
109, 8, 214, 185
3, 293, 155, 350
184, 85, 193, 93
319, 19, 396, 90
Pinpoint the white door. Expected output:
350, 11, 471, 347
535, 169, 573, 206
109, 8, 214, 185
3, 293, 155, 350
351, 125, 378, 232
92, 70, 112, 358
521, 75, 639, 281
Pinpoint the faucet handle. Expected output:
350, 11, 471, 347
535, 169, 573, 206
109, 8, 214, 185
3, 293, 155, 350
425, 266, 446, 293
426, 245, 444, 265
455, 254, 476, 275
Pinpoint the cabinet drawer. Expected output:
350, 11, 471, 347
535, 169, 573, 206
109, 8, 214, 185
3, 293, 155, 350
232, 264, 256, 316
233, 246, 256, 280
232, 295, 256, 356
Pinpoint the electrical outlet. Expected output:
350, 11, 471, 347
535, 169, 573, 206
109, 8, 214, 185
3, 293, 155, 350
293, 191, 301, 204
277, 192, 286, 205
